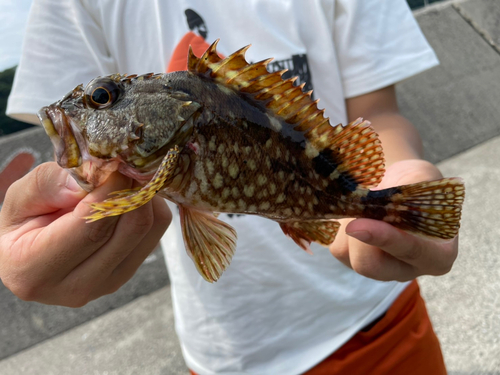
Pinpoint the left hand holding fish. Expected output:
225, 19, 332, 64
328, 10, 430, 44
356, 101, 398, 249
0, 163, 172, 306
330, 159, 458, 282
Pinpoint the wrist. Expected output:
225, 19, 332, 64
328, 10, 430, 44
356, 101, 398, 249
384, 159, 443, 187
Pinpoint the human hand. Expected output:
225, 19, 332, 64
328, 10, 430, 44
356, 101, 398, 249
0, 162, 171, 307
330, 159, 459, 282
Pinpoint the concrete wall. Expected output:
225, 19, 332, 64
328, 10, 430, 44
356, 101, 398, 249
397, 0, 500, 163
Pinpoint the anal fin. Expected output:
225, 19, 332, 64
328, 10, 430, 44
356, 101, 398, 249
180, 206, 237, 282
280, 220, 341, 254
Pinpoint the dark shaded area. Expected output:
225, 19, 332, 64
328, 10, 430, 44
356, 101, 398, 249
0, 67, 33, 137
407, 0, 445, 9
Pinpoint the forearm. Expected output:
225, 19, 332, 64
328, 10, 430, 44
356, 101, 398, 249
362, 112, 422, 164
345, 85, 442, 180
364, 113, 443, 182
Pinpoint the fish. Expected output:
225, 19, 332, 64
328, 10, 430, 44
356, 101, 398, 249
38, 40, 465, 282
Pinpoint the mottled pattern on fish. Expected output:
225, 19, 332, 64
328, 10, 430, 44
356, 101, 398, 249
39, 40, 465, 282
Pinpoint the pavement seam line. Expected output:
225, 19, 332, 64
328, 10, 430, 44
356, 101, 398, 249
412, 0, 455, 16
452, 2, 500, 55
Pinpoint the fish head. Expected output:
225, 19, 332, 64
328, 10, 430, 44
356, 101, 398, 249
38, 73, 201, 190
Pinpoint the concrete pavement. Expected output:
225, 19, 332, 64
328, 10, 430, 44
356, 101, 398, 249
1, 0, 500, 374
420, 136, 500, 374
0, 286, 186, 375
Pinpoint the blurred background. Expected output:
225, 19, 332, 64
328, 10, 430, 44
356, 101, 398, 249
0, 0, 499, 374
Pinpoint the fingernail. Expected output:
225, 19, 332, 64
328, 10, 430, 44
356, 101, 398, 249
65, 174, 83, 192
347, 230, 372, 243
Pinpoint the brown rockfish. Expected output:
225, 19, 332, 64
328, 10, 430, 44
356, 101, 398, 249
38, 41, 465, 282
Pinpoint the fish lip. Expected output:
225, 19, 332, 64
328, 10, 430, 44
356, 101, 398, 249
38, 104, 82, 168
38, 104, 123, 192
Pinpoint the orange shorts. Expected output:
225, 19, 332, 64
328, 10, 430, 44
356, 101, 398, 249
190, 281, 446, 375
302, 280, 446, 375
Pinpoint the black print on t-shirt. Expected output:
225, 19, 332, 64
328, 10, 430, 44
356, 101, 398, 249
185, 9, 208, 38
184, 8, 313, 98
267, 54, 314, 98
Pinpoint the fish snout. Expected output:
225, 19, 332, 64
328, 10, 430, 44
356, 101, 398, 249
38, 104, 82, 168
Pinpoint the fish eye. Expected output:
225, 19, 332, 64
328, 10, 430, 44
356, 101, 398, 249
91, 87, 111, 105
84, 78, 123, 109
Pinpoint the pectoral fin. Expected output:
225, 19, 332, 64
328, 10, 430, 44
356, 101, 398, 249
85, 146, 180, 222
280, 220, 341, 254
179, 206, 237, 282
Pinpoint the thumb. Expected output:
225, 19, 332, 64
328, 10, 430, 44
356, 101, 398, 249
1, 162, 87, 226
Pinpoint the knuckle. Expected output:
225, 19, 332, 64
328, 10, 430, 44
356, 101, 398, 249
32, 163, 46, 187
125, 204, 157, 236
433, 265, 451, 276
64, 283, 92, 308
153, 198, 172, 227
433, 249, 457, 276
397, 244, 422, 262
31, 163, 54, 197
4, 277, 41, 302
329, 246, 350, 267
328, 243, 343, 258
88, 277, 126, 302
375, 233, 393, 249
103, 279, 124, 296
86, 220, 115, 244
129, 211, 155, 235
67, 297, 91, 309
351, 256, 384, 281
138, 209, 155, 229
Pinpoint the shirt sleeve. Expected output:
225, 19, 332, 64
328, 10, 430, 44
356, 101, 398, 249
333, 0, 438, 99
6, 0, 117, 124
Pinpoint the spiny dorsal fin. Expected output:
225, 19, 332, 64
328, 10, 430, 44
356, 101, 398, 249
316, 118, 385, 187
188, 40, 385, 188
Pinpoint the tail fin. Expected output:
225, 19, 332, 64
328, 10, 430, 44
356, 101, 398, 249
365, 178, 465, 239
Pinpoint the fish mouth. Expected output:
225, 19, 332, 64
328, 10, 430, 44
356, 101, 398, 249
38, 104, 129, 192
38, 104, 82, 168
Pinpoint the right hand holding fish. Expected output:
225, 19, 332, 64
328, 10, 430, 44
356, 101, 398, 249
0, 162, 171, 307
330, 159, 459, 282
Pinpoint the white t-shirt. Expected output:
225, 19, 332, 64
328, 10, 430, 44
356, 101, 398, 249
8, 1, 439, 374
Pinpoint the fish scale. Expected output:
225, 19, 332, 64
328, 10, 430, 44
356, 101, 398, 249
183, 120, 327, 220
187, 132, 289, 216
38, 40, 465, 282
